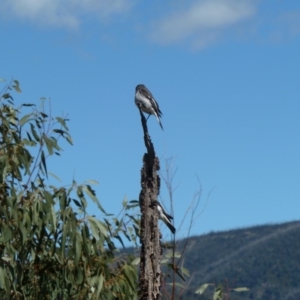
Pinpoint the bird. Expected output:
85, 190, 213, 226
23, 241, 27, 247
153, 200, 176, 234
135, 84, 164, 130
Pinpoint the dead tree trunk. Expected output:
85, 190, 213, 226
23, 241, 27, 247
138, 108, 162, 300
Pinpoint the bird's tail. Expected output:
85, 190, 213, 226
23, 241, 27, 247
166, 222, 176, 234
155, 115, 164, 130
161, 214, 176, 234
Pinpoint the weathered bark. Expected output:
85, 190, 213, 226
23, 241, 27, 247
138, 108, 162, 300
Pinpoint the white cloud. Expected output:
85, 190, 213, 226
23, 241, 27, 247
0, 0, 132, 29
149, 0, 256, 48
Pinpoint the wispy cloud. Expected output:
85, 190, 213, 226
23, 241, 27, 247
148, 0, 256, 49
0, 0, 132, 29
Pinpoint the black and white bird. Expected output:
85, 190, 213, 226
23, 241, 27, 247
153, 200, 176, 234
135, 84, 164, 130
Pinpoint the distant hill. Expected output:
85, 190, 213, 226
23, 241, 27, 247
124, 220, 300, 300
177, 220, 300, 300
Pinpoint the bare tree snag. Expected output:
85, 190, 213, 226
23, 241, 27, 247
138, 107, 162, 300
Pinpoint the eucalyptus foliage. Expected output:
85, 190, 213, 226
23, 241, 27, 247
0, 80, 138, 299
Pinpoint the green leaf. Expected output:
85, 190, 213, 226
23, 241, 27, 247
123, 265, 136, 291
22, 138, 36, 146
41, 150, 48, 177
87, 216, 108, 238
73, 199, 82, 208
195, 283, 212, 295
170, 265, 187, 281
50, 137, 61, 151
21, 103, 35, 107
17, 153, 30, 175
49, 199, 57, 232
233, 287, 249, 292
179, 266, 190, 277
84, 179, 99, 185
54, 253, 62, 264
75, 268, 83, 285
53, 129, 66, 136
131, 257, 140, 265
95, 273, 104, 297
82, 185, 106, 214
12, 131, 20, 143
12, 80, 21, 93
43, 134, 54, 155
0, 154, 8, 163
56, 117, 69, 130
76, 186, 87, 209
0, 266, 7, 290
40, 112, 48, 119
19, 113, 33, 126
58, 189, 67, 211
30, 123, 40, 142
129, 200, 139, 204
75, 232, 82, 266
213, 286, 223, 300
114, 234, 125, 248
48, 172, 61, 182
66, 134, 73, 145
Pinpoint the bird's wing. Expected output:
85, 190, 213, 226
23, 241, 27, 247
139, 86, 163, 117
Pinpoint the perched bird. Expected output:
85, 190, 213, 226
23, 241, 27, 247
135, 84, 164, 130
153, 200, 176, 234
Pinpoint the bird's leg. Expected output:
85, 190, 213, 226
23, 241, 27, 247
146, 114, 150, 121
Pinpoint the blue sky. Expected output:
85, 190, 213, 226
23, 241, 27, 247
1, 0, 300, 243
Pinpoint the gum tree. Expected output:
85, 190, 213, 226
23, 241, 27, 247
0, 80, 138, 299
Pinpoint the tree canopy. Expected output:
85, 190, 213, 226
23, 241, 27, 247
0, 80, 138, 299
